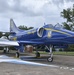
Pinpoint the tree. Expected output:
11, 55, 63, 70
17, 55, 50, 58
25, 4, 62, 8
61, 4, 74, 51
0, 32, 2, 38
4, 32, 10, 37
61, 4, 74, 31
18, 25, 34, 30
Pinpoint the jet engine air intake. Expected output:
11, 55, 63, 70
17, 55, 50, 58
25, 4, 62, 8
37, 27, 44, 37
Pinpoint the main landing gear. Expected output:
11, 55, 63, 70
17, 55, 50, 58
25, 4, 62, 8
15, 51, 20, 58
35, 45, 53, 62
35, 48, 40, 58
46, 45, 53, 62
3, 47, 9, 53
35, 51, 40, 58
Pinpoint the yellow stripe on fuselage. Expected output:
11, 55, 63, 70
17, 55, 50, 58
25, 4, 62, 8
45, 28, 72, 36
13, 37, 17, 41
27, 30, 36, 34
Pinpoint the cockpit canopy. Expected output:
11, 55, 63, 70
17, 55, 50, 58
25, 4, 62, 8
54, 23, 63, 29
43, 24, 54, 28
43, 23, 63, 29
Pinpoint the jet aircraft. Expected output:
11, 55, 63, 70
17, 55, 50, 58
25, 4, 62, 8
9, 19, 74, 62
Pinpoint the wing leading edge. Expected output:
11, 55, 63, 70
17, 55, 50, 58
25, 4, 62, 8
18, 41, 43, 44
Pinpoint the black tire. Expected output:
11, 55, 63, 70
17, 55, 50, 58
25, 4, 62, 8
36, 52, 40, 58
16, 52, 19, 58
47, 57, 53, 62
3, 50, 6, 53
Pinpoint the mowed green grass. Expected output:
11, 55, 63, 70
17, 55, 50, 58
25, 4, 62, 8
53, 51, 74, 56
0, 50, 74, 56
34, 51, 74, 56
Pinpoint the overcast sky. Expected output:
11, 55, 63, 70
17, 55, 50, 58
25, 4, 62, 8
0, 0, 74, 32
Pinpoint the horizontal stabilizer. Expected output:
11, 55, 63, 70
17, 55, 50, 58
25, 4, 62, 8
0, 38, 19, 46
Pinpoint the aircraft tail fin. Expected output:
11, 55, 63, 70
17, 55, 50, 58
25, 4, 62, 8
10, 19, 20, 33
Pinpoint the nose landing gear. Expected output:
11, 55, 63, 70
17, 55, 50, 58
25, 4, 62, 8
15, 51, 20, 58
46, 45, 53, 62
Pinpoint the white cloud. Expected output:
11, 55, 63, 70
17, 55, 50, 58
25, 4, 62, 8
0, 0, 73, 32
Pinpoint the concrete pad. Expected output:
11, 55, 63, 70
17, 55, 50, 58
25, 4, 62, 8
0, 55, 58, 67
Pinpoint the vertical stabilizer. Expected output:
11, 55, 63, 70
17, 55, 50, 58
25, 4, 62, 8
10, 19, 19, 33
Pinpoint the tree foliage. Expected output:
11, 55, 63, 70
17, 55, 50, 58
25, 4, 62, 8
18, 25, 34, 30
61, 4, 74, 31
0, 32, 10, 38
0, 32, 2, 38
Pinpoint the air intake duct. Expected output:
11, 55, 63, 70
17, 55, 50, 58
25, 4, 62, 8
37, 27, 44, 37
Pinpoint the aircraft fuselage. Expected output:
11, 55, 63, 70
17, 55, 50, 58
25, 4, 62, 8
9, 25, 74, 46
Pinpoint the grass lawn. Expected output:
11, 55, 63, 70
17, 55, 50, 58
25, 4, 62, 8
53, 51, 74, 56
33, 51, 74, 56
0, 49, 74, 56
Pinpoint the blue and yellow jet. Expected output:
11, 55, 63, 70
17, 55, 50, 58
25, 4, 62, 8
9, 19, 74, 62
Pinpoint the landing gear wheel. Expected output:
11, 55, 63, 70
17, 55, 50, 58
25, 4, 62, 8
16, 52, 19, 58
3, 50, 6, 53
36, 52, 40, 58
47, 57, 53, 62
6, 49, 9, 53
